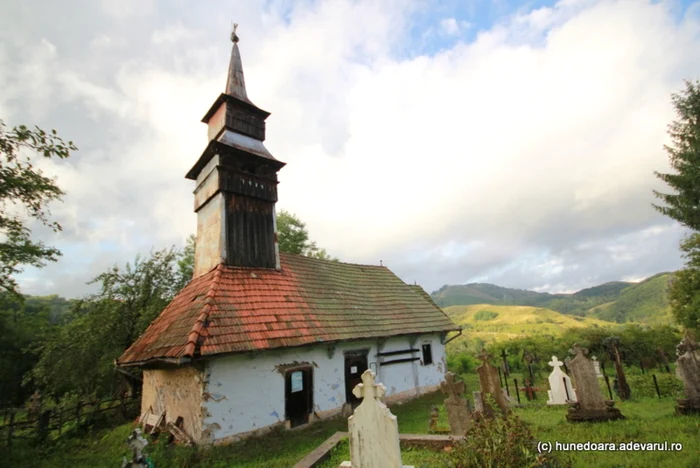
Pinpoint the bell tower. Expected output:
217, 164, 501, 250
186, 25, 286, 278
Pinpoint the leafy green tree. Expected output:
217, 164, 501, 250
0, 294, 53, 406
176, 234, 195, 289
653, 80, 700, 331
668, 234, 700, 330
31, 247, 184, 398
0, 120, 76, 298
276, 210, 338, 261
653, 79, 700, 230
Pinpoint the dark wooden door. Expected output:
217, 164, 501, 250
285, 368, 313, 428
345, 352, 368, 407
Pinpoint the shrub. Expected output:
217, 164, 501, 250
626, 373, 683, 399
447, 353, 478, 374
474, 310, 498, 321
440, 398, 568, 467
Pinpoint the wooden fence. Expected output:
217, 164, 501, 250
0, 395, 140, 447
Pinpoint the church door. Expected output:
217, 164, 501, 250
344, 351, 369, 407
285, 368, 313, 428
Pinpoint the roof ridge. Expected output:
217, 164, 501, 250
279, 251, 388, 269
183, 263, 223, 357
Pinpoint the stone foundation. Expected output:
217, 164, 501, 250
675, 398, 700, 415
566, 401, 624, 422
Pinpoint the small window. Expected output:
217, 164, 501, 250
422, 344, 433, 365
291, 371, 303, 393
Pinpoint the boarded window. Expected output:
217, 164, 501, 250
422, 344, 433, 365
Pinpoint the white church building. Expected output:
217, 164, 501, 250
117, 27, 461, 445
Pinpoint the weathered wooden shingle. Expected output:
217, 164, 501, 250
117, 253, 460, 366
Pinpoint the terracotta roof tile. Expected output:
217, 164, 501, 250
117, 252, 460, 366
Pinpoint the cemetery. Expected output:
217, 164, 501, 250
4, 331, 699, 467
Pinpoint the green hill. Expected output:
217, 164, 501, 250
590, 273, 672, 325
431, 283, 554, 308
444, 304, 616, 345
432, 273, 673, 324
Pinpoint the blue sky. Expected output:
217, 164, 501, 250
2, 0, 700, 297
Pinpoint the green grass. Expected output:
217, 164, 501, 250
1, 391, 698, 467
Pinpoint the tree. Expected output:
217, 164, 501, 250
31, 247, 185, 398
668, 234, 700, 330
653, 80, 700, 331
276, 210, 338, 261
653, 79, 700, 230
176, 234, 195, 290
0, 120, 76, 298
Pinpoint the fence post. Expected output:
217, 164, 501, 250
37, 409, 51, 443
653, 374, 661, 399
6, 412, 14, 448
514, 379, 521, 404
75, 400, 82, 427
604, 375, 614, 400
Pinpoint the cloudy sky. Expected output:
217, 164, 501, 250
2, 0, 699, 298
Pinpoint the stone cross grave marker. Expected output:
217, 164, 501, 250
675, 331, 700, 415
440, 372, 472, 435
121, 428, 149, 468
566, 344, 623, 422
342, 370, 413, 468
592, 356, 603, 378
476, 348, 509, 415
547, 356, 576, 405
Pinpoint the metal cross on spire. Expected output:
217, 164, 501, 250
231, 22, 240, 43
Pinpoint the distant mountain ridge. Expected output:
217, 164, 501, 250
431, 273, 673, 325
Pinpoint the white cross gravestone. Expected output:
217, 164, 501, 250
340, 370, 413, 468
547, 356, 577, 405
592, 356, 603, 378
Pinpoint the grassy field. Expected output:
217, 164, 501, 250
2, 384, 697, 468
444, 304, 615, 344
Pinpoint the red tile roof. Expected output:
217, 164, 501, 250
117, 253, 460, 366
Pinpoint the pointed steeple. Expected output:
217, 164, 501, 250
225, 23, 250, 103
186, 24, 286, 277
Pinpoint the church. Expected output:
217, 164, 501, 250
117, 26, 461, 445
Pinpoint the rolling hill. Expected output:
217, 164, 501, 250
432, 273, 673, 324
443, 304, 616, 345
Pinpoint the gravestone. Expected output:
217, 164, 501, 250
547, 356, 576, 405
675, 332, 700, 415
341, 370, 413, 468
440, 372, 472, 435
566, 344, 623, 422
472, 391, 484, 413
592, 356, 603, 378
475, 349, 509, 415
121, 428, 149, 468
428, 406, 439, 432
609, 342, 631, 400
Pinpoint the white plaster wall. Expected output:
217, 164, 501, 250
375, 334, 446, 397
202, 334, 447, 441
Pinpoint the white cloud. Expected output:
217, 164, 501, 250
440, 17, 471, 36
4, 0, 699, 297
